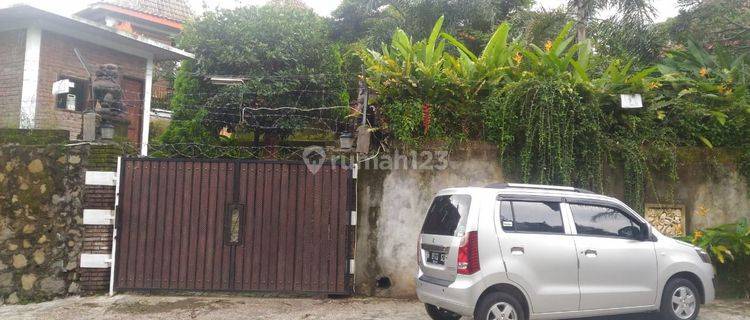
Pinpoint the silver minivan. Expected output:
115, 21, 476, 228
416, 183, 715, 320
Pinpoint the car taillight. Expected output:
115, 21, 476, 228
457, 231, 480, 275
417, 237, 422, 266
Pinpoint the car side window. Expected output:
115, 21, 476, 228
569, 204, 642, 239
499, 200, 564, 234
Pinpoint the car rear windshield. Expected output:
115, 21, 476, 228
421, 195, 472, 236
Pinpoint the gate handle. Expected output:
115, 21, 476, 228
224, 203, 245, 245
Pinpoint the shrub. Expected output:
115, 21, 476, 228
685, 218, 750, 298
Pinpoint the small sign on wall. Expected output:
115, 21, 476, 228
645, 204, 686, 236
52, 79, 75, 95
620, 94, 643, 109
66, 94, 77, 111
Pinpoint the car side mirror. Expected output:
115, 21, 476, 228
642, 225, 654, 241
617, 226, 644, 240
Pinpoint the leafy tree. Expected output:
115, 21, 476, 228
568, 0, 655, 43
173, 3, 348, 145
588, 18, 667, 65
664, 0, 750, 54
508, 8, 570, 47
509, 1, 662, 66
332, 0, 532, 50
159, 60, 217, 145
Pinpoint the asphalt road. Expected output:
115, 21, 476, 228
0, 294, 748, 320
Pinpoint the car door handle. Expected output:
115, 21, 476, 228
583, 249, 597, 257
511, 247, 525, 255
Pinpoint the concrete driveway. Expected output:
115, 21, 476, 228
0, 294, 748, 320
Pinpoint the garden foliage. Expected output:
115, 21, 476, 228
685, 219, 750, 297
361, 17, 750, 211
163, 4, 348, 146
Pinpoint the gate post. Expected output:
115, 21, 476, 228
79, 145, 121, 294
108, 156, 122, 296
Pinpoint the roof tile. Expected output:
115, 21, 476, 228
99, 0, 192, 22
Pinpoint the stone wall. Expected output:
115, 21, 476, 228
0, 145, 85, 304
647, 149, 750, 232
354, 143, 750, 298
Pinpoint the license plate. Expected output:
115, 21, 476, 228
426, 251, 447, 265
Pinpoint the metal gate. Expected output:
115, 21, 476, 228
114, 158, 354, 294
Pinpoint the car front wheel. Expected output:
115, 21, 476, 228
475, 292, 526, 320
659, 278, 701, 320
425, 303, 462, 320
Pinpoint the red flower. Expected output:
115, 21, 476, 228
422, 103, 431, 136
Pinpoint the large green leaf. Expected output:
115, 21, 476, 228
441, 33, 477, 61
425, 15, 445, 64
482, 22, 511, 68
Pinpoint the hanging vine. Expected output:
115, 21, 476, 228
483, 78, 605, 190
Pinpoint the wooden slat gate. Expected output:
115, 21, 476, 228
114, 158, 354, 294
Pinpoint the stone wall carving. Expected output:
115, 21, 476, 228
645, 204, 687, 236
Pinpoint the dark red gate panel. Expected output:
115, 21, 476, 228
114, 159, 353, 294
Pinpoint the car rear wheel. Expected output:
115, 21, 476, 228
659, 278, 701, 320
475, 292, 526, 320
425, 303, 462, 320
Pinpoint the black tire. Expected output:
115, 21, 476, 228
474, 291, 526, 320
659, 278, 701, 320
425, 303, 462, 320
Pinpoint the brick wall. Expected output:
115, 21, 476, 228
80, 190, 114, 293
35, 31, 147, 140
0, 29, 26, 129
79, 223, 113, 292
80, 144, 122, 293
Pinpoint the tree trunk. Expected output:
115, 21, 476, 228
575, 0, 588, 43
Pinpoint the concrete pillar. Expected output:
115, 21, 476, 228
20, 26, 42, 129
140, 57, 154, 156
82, 112, 97, 141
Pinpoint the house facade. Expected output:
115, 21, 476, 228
0, 4, 192, 155
75, 0, 192, 106
76, 0, 190, 46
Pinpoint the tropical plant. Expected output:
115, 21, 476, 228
442, 21, 518, 103
656, 40, 750, 148
360, 15, 520, 144
481, 21, 609, 189
684, 218, 750, 297
515, 22, 591, 82
687, 218, 750, 264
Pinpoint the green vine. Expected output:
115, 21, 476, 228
483, 77, 604, 190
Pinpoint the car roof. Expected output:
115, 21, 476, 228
437, 183, 624, 205
436, 183, 646, 224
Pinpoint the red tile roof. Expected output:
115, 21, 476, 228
96, 0, 192, 23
